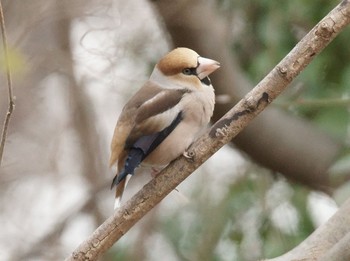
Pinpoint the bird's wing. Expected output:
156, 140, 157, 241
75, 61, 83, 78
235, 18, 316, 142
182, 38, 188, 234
109, 81, 188, 167
111, 110, 183, 187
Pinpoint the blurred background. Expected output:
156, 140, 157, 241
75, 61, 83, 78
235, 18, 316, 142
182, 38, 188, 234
0, 0, 349, 260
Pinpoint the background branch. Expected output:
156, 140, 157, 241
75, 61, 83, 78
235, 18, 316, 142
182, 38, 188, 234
65, 1, 350, 260
0, 0, 14, 166
317, 231, 350, 261
13, 182, 108, 261
267, 198, 350, 261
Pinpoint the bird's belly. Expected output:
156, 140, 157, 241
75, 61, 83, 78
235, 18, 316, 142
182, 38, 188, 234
143, 121, 200, 166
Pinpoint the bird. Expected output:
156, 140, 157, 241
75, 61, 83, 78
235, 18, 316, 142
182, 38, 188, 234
109, 47, 220, 209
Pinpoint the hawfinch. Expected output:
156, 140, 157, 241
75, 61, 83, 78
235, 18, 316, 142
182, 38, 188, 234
110, 47, 220, 208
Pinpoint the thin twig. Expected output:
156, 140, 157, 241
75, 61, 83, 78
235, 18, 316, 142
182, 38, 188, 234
0, 0, 14, 166
277, 97, 350, 108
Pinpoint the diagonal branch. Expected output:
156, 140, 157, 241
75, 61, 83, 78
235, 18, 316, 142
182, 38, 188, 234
0, 0, 15, 166
317, 231, 350, 261
65, 1, 350, 260
267, 198, 350, 261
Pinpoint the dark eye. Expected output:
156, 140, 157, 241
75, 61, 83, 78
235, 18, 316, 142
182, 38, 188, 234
182, 68, 193, 75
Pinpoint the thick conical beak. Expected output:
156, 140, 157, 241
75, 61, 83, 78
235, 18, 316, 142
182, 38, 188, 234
196, 56, 220, 80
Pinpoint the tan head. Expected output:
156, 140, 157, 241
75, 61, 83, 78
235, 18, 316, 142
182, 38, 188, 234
151, 47, 220, 90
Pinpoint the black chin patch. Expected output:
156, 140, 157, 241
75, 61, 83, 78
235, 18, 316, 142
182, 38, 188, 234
201, 76, 211, 86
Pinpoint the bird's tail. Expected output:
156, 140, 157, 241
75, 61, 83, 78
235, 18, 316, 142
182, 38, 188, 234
113, 174, 132, 209
111, 148, 144, 209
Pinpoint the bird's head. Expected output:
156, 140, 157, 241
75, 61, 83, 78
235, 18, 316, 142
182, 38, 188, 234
151, 47, 220, 91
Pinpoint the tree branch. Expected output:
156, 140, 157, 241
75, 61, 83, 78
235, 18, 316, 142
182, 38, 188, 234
317, 232, 350, 261
0, 0, 15, 166
65, 1, 350, 260
277, 97, 350, 108
266, 198, 350, 261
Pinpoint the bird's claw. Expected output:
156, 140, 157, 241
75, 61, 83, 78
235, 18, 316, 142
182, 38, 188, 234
151, 167, 161, 178
183, 150, 195, 162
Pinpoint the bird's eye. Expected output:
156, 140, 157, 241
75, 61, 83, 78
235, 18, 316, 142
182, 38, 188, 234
182, 68, 193, 75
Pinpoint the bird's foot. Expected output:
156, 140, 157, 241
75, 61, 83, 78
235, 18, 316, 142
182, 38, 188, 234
183, 150, 195, 162
151, 167, 161, 178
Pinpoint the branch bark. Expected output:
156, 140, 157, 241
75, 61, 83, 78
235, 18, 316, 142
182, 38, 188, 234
317, 231, 350, 261
266, 198, 350, 261
65, 1, 350, 260
0, 0, 14, 166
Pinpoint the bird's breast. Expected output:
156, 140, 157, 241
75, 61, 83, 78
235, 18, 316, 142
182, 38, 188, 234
142, 120, 199, 166
143, 87, 215, 166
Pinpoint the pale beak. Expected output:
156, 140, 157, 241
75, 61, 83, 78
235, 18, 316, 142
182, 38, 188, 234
196, 56, 220, 80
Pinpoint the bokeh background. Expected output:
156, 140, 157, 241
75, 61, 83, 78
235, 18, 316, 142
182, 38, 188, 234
0, 0, 349, 260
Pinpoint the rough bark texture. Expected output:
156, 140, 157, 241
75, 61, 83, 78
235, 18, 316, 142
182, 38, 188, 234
268, 198, 350, 261
153, 0, 342, 192
65, 1, 350, 260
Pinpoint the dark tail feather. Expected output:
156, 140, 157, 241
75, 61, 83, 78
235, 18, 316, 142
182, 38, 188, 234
111, 111, 184, 189
110, 148, 144, 189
